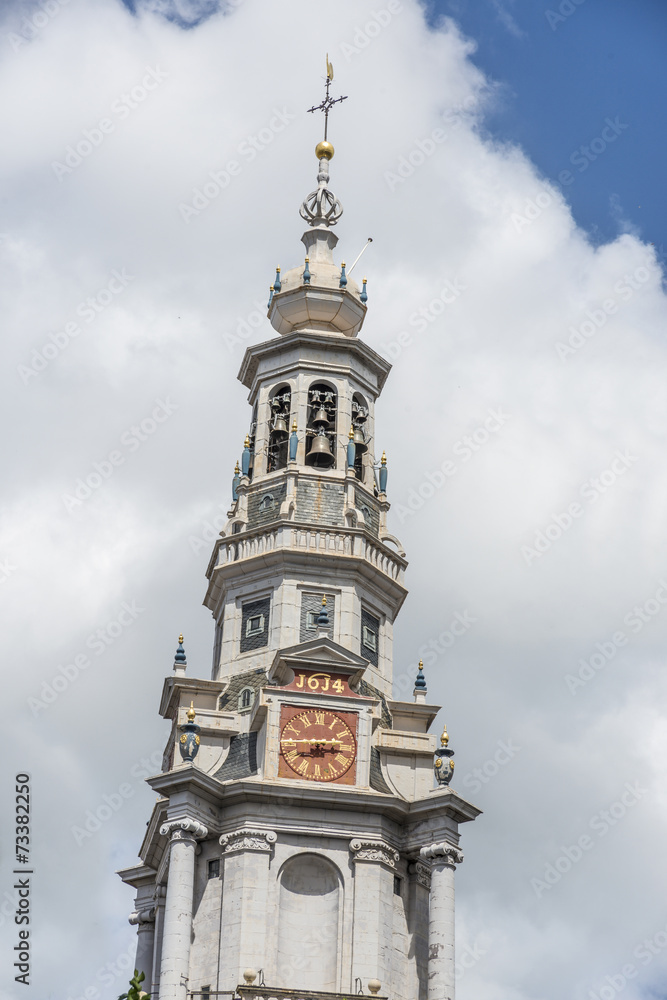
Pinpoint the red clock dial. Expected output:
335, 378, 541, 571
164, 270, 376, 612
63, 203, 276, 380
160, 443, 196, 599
279, 707, 357, 783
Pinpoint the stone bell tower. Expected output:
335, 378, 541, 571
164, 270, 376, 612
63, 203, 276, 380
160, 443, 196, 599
118, 64, 480, 1000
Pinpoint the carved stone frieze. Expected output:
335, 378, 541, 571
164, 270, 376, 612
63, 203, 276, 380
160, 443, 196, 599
349, 838, 400, 868
219, 827, 278, 854
408, 860, 432, 890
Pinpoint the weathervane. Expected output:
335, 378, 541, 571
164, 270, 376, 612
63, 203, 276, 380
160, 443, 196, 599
307, 55, 348, 142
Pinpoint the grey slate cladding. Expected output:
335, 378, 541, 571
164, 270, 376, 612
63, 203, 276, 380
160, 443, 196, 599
354, 487, 380, 537
296, 478, 345, 526
240, 597, 271, 652
300, 592, 336, 642
247, 482, 287, 529
217, 668, 267, 711
369, 746, 393, 794
360, 608, 380, 667
214, 732, 258, 781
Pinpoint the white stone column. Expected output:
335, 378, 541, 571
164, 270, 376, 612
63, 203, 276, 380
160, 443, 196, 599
419, 843, 464, 1000
128, 906, 156, 988
349, 838, 400, 993
407, 860, 431, 1000
158, 818, 208, 1000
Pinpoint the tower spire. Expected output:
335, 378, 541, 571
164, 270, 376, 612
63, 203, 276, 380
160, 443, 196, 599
300, 56, 347, 229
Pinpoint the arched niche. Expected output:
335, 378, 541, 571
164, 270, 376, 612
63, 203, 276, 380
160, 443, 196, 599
306, 381, 337, 469
267, 382, 292, 473
276, 853, 341, 991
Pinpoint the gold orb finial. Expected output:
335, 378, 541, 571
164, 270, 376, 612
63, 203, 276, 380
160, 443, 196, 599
292, 419, 297, 432
381, 451, 387, 466
441, 724, 449, 747
234, 461, 240, 474
187, 700, 196, 723
349, 425, 354, 439
315, 139, 335, 160
179, 633, 184, 644
418, 659, 423, 669
244, 434, 250, 448
322, 594, 327, 606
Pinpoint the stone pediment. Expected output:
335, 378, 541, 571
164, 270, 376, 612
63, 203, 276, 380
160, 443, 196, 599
268, 636, 369, 686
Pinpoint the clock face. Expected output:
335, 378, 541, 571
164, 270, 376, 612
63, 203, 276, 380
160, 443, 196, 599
279, 707, 357, 783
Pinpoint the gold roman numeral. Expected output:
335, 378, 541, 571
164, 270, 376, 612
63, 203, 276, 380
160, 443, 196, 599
285, 750, 298, 763
339, 744, 353, 752
300, 715, 312, 728
313, 764, 321, 778
336, 730, 347, 740
335, 753, 349, 765
296, 759, 309, 775
314, 712, 325, 725
284, 722, 299, 734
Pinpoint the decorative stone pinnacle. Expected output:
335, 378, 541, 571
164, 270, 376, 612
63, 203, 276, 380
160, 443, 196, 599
414, 660, 427, 690
174, 634, 187, 672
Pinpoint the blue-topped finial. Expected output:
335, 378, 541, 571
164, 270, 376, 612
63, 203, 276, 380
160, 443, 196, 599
339, 261, 347, 288
303, 257, 311, 285
241, 435, 251, 476
289, 420, 298, 462
360, 277, 368, 303
174, 633, 187, 673
379, 451, 387, 493
274, 267, 282, 293
415, 659, 427, 691
317, 594, 330, 629
267, 285, 274, 310
232, 461, 241, 501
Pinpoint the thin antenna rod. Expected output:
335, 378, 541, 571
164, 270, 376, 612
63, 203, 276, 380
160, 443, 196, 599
348, 238, 373, 276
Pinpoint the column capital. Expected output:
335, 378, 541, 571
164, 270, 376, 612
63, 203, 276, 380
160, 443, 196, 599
420, 842, 464, 867
349, 838, 400, 869
219, 827, 277, 853
128, 906, 156, 926
407, 860, 432, 890
159, 817, 208, 842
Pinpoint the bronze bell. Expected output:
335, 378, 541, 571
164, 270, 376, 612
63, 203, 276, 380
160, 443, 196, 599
306, 431, 335, 467
352, 426, 368, 453
311, 405, 331, 427
272, 415, 288, 437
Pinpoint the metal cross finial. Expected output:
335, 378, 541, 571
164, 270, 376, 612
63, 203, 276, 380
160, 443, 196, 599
307, 54, 348, 141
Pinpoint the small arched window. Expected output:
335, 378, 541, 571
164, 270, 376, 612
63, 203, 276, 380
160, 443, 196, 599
238, 686, 255, 712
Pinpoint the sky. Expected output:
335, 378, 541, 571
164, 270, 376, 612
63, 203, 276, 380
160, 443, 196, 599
1, 1, 667, 999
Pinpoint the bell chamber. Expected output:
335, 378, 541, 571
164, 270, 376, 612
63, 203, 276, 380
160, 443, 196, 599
306, 381, 337, 468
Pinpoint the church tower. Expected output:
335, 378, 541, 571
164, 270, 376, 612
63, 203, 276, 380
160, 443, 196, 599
118, 66, 480, 1000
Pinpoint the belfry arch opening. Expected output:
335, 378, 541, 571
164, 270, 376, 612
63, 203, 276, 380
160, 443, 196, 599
267, 383, 292, 472
305, 381, 337, 469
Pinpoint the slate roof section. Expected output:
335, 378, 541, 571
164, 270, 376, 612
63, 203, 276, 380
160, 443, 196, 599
214, 732, 258, 781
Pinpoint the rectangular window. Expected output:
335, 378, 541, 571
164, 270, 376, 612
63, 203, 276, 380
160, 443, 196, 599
240, 597, 271, 653
360, 608, 380, 666
393, 875, 402, 896
202, 987, 211, 1000
246, 614, 265, 636
207, 859, 220, 880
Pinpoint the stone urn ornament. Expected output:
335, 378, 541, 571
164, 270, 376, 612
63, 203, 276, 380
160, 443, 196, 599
179, 701, 201, 763
434, 724, 455, 786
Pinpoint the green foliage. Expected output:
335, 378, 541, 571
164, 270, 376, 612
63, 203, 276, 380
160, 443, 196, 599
117, 969, 151, 1000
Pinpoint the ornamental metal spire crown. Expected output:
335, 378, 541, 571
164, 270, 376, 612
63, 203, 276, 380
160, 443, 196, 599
300, 56, 347, 229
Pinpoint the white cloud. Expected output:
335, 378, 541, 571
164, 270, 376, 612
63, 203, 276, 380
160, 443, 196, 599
1, 1, 666, 998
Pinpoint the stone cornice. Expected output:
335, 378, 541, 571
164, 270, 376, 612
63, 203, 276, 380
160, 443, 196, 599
220, 827, 278, 854
349, 838, 400, 868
